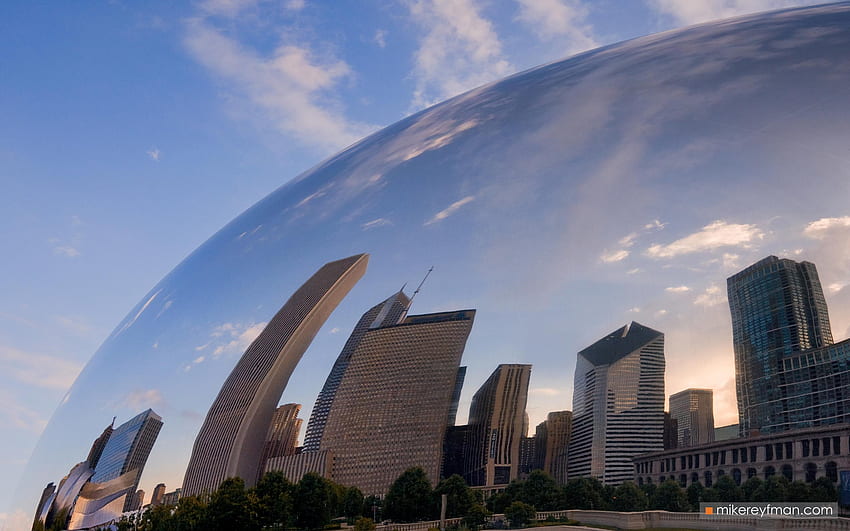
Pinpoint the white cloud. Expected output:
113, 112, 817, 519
198, 0, 260, 17
600, 249, 629, 263
147, 148, 161, 161
694, 285, 727, 307
627, 268, 642, 275
117, 388, 165, 411
55, 315, 93, 337
0, 345, 83, 391
619, 232, 639, 247
209, 321, 267, 357
374, 29, 387, 48
361, 218, 392, 231
803, 216, 850, 239
408, 0, 513, 108
515, 0, 597, 54
530, 387, 561, 396
648, 0, 818, 26
329, 327, 341, 334
645, 219, 666, 230
425, 195, 475, 225
628, 307, 641, 313
285, 0, 305, 10
53, 245, 80, 257
646, 220, 764, 258
655, 309, 668, 316
828, 281, 849, 294
184, 19, 374, 152
665, 285, 691, 293
0, 389, 47, 434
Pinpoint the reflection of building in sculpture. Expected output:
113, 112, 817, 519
162, 489, 181, 506
265, 450, 335, 483
728, 256, 850, 435
34, 410, 162, 531
304, 290, 410, 452
663, 412, 678, 450
568, 322, 665, 485
533, 411, 572, 484
319, 309, 475, 495
90, 408, 163, 512
258, 403, 303, 479
151, 483, 166, 506
182, 254, 369, 496
464, 364, 531, 487
669, 388, 714, 447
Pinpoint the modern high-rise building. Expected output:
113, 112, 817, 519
669, 389, 715, 447
464, 364, 531, 487
258, 403, 303, 480
568, 321, 665, 485
182, 254, 369, 496
728, 256, 841, 435
303, 290, 410, 451
534, 411, 572, 484
319, 309, 475, 495
663, 412, 678, 450
89, 409, 163, 512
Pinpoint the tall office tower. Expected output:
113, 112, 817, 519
442, 425, 470, 479
662, 412, 678, 450
303, 290, 410, 451
448, 366, 467, 426
320, 309, 475, 495
518, 437, 537, 477
151, 483, 166, 506
729, 256, 850, 434
568, 322, 665, 485
131, 489, 145, 511
669, 389, 714, 447
183, 254, 369, 496
464, 364, 532, 487
91, 409, 163, 512
86, 421, 115, 470
539, 411, 571, 484
258, 403, 303, 480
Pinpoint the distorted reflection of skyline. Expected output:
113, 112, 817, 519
7, 2, 850, 527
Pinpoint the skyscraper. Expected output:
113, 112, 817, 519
303, 290, 410, 451
534, 411, 572, 484
182, 254, 369, 496
728, 256, 832, 435
568, 321, 665, 485
464, 364, 531, 487
258, 403, 303, 480
90, 409, 163, 512
319, 309, 475, 494
669, 389, 714, 447
151, 483, 166, 506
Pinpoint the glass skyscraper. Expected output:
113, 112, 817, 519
669, 388, 714, 447
727, 256, 834, 435
568, 321, 665, 485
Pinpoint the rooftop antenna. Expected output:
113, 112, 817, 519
111, 416, 116, 427
402, 266, 433, 317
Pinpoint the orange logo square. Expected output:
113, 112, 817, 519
705, 507, 714, 515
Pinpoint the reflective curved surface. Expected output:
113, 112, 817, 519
14, 2, 850, 521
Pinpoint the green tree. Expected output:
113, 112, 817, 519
787, 481, 813, 502
518, 470, 560, 511
462, 503, 490, 529
611, 482, 648, 512
433, 475, 475, 518
363, 495, 383, 520
686, 482, 703, 510
741, 477, 763, 501
487, 492, 512, 514
811, 477, 837, 502
713, 475, 744, 502
751, 476, 789, 502
384, 467, 434, 522
140, 503, 177, 531
254, 471, 294, 528
207, 477, 257, 531
562, 478, 606, 510
504, 501, 535, 528
353, 517, 376, 531
650, 480, 689, 512
172, 495, 208, 531
342, 486, 365, 519
294, 473, 334, 530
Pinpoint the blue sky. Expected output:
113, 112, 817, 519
0, 0, 840, 526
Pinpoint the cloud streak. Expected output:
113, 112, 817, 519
425, 195, 475, 225
515, 0, 598, 55
0, 345, 83, 391
646, 220, 763, 258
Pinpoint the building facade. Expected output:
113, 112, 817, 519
464, 364, 532, 487
151, 483, 166, 506
265, 450, 334, 483
258, 403, 303, 480
531, 411, 572, 484
303, 290, 410, 451
727, 256, 833, 435
319, 309, 475, 494
182, 254, 369, 496
568, 321, 665, 485
669, 388, 714, 447
634, 423, 850, 488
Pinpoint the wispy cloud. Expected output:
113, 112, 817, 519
116, 388, 165, 411
147, 148, 161, 161
52, 245, 80, 257
408, 0, 513, 108
694, 285, 726, 307
0, 389, 48, 434
803, 216, 850, 239
198, 0, 261, 18
361, 218, 392, 231
665, 285, 691, 293
55, 315, 93, 337
208, 321, 267, 358
600, 249, 629, 263
646, 220, 763, 258
515, 0, 597, 55
374, 29, 387, 48
0, 345, 83, 391
184, 18, 374, 152
530, 387, 561, 396
647, 0, 818, 26
425, 195, 475, 225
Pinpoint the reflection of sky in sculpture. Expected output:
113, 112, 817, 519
13, 3, 850, 521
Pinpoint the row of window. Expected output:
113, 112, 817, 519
639, 461, 839, 487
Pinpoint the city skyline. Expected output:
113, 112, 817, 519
6, 4, 850, 527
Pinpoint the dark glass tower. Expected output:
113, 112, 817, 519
727, 256, 833, 435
